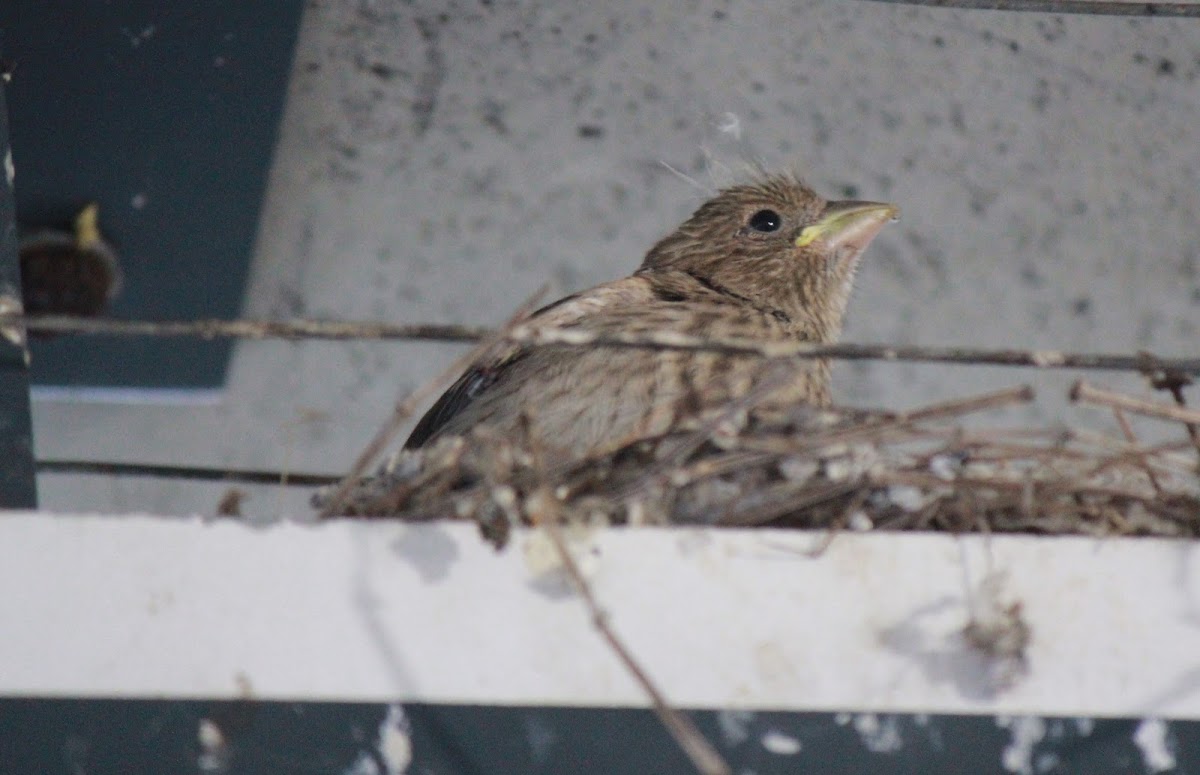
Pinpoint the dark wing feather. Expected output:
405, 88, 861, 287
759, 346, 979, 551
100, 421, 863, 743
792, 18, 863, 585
403, 354, 524, 449
404, 293, 584, 449
404, 366, 496, 449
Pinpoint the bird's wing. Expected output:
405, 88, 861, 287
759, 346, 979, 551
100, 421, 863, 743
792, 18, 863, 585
402, 357, 516, 449
403, 279, 656, 449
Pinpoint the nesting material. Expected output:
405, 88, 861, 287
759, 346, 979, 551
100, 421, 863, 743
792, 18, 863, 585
315, 384, 1200, 547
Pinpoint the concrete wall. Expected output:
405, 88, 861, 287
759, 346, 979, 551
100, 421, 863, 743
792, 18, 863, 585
33, 0, 1200, 517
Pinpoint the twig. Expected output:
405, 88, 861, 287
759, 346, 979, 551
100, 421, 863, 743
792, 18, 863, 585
521, 429, 731, 775
803, 489, 870, 557
528, 495, 730, 775
856, 0, 1200, 16
620, 363, 799, 501
1070, 380, 1200, 427
10, 314, 489, 343
786, 385, 1035, 451
36, 459, 337, 486
512, 327, 1200, 375
1156, 374, 1200, 463
8, 312, 1200, 375
1111, 407, 1164, 494
898, 385, 1035, 423
317, 287, 548, 518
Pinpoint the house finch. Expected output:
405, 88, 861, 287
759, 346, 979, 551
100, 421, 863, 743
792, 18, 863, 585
405, 174, 896, 458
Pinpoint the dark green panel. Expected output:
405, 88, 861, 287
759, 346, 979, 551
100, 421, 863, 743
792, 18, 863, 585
0, 700, 1194, 775
0, 67, 36, 507
0, 1, 302, 389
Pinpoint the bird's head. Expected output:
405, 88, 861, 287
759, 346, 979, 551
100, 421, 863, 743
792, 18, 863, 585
639, 174, 897, 341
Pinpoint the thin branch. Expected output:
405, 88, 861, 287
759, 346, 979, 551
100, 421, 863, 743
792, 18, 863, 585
11, 314, 488, 343
520, 412, 730, 775
7, 313, 1200, 375
1110, 407, 1164, 494
1071, 380, 1200, 426
513, 327, 1200, 375
36, 459, 337, 486
898, 385, 1036, 423
856, 0, 1200, 17
1160, 378, 1200, 461
317, 287, 549, 518
527, 492, 731, 775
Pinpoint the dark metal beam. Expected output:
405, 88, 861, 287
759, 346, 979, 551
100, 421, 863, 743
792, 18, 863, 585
0, 58, 36, 509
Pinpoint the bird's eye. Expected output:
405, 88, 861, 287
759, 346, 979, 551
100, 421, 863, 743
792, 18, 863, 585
748, 209, 782, 232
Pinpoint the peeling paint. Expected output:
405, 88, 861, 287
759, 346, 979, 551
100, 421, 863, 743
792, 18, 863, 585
853, 714, 903, 753
197, 717, 229, 772
760, 729, 802, 755
376, 704, 413, 775
1133, 718, 1175, 773
717, 709, 755, 746
997, 716, 1045, 775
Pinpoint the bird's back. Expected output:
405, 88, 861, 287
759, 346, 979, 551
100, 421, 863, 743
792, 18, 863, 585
405, 272, 830, 458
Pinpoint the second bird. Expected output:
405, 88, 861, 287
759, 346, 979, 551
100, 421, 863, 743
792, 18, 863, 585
405, 173, 897, 459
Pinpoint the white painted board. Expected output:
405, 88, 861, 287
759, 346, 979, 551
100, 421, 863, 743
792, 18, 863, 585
1, 513, 1198, 720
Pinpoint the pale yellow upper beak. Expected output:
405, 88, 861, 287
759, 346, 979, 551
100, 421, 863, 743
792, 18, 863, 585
795, 200, 899, 252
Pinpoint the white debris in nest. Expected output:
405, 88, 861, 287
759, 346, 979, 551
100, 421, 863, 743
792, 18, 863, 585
522, 524, 599, 581
1133, 718, 1176, 773
382, 449, 424, 478
928, 454, 961, 481
777, 457, 819, 483
822, 445, 877, 483
848, 511, 874, 531
3, 148, 13, 186
886, 484, 928, 512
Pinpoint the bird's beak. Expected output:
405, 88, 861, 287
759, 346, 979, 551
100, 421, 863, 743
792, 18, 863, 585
795, 201, 899, 257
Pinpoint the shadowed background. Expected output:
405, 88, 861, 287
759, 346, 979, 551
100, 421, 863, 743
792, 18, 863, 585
29, 0, 1200, 517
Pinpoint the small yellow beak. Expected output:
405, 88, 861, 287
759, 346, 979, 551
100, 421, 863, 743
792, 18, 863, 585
73, 202, 102, 250
795, 200, 899, 251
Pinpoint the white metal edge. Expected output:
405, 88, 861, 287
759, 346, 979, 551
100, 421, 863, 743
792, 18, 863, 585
2, 512, 1199, 719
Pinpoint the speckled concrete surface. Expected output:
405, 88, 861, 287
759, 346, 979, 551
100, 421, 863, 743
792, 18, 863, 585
32, 1, 1200, 517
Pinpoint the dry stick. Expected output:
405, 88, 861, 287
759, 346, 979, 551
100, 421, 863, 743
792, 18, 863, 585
706, 386, 1035, 461
1067, 428, 1199, 474
1071, 380, 1200, 426
1160, 380, 1200, 463
317, 287, 548, 518
10, 312, 1200, 375
898, 385, 1036, 423
1110, 407, 1164, 494
796, 385, 1035, 451
510, 327, 1200, 375
621, 364, 800, 501
13, 314, 491, 343
520, 421, 731, 775
529, 495, 730, 775
855, 0, 1200, 16
802, 489, 870, 558
872, 469, 1175, 508
36, 459, 338, 487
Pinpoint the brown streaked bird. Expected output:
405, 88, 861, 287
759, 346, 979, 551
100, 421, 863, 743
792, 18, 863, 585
405, 174, 897, 459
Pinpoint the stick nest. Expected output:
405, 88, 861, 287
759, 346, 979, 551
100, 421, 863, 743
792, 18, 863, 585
314, 384, 1200, 547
